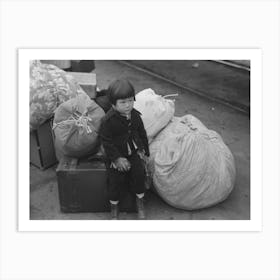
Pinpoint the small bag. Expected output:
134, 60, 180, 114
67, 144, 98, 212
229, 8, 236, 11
53, 94, 105, 159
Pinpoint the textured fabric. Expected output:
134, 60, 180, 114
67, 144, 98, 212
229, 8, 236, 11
134, 88, 175, 143
53, 94, 105, 159
148, 115, 236, 210
30, 60, 85, 130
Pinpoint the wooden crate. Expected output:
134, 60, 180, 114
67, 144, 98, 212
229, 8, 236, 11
56, 156, 136, 213
30, 119, 57, 170
70, 72, 97, 99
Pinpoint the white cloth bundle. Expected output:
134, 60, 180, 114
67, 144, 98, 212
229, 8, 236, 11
134, 88, 175, 143
148, 115, 236, 210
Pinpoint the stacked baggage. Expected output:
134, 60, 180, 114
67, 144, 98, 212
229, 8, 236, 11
30, 60, 136, 213
29, 60, 98, 169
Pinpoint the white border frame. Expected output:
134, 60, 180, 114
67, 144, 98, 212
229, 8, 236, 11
19, 48, 261, 232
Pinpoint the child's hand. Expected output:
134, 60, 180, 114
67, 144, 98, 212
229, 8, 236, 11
114, 157, 131, 172
137, 150, 147, 161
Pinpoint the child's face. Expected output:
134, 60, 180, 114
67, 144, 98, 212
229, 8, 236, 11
113, 97, 134, 116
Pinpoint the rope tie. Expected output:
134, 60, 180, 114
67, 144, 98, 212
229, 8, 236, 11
163, 94, 179, 99
53, 111, 93, 134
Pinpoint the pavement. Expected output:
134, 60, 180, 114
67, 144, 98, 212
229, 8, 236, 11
30, 60, 250, 220
124, 60, 250, 113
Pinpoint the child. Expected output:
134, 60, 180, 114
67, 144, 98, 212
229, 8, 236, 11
99, 79, 150, 220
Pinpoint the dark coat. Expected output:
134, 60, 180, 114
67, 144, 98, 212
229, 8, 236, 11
99, 108, 150, 162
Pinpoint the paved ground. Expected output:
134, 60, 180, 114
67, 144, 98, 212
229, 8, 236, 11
125, 60, 250, 112
30, 60, 250, 220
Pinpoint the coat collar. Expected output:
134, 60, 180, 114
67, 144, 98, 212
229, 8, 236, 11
107, 107, 141, 120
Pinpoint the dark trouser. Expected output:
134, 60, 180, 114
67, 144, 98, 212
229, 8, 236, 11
106, 152, 145, 202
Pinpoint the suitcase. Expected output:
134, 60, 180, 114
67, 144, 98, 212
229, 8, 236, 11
40, 60, 71, 70
69, 71, 97, 99
71, 60, 95, 73
56, 156, 137, 213
30, 118, 57, 170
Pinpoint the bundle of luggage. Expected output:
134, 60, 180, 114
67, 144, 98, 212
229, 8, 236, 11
30, 60, 105, 163
30, 61, 137, 212
134, 88, 236, 210
30, 61, 236, 210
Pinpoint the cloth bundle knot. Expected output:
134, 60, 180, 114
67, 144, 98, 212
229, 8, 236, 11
53, 111, 93, 134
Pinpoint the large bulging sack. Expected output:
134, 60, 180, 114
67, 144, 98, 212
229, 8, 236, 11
134, 88, 175, 142
148, 115, 236, 210
53, 94, 105, 159
30, 60, 85, 130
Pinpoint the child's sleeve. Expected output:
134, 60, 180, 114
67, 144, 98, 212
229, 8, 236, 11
137, 116, 150, 157
99, 120, 122, 162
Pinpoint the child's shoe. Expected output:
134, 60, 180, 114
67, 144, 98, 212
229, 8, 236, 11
136, 197, 146, 220
110, 203, 119, 220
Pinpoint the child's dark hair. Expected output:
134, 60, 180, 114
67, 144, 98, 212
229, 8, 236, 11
107, 79, 135, 105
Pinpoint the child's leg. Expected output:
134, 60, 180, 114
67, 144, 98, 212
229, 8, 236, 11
128, 153, 146, 195
107, 167, 126, 219
128, 153, 146, 219
107, 167, 126, 202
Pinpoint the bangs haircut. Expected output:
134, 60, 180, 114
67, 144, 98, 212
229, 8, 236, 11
107, 79, 135, 105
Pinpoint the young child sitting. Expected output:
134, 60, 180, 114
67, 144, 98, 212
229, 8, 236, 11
99, 79, 150, 220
